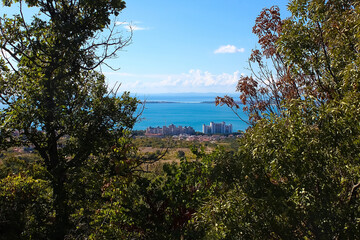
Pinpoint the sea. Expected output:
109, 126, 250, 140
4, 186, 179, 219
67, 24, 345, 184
0, 93, 250, 132
133, 93, 249, 132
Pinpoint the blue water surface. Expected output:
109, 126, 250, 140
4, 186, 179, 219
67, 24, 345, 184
134, 102, 248, 132
1, 93, 248, 132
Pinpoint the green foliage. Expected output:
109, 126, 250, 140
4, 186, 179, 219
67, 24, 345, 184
279, 0, 360, 99
0, 173, 51, 240
198, 95, 360, 239
0, 0, 138, 238
177, 150, 186, 159
90, 157, 219, 239
0, 151, 45, 178
197, 2, 360, 238
1, 0, 360, 239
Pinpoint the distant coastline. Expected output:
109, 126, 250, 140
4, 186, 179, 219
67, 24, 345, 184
142, 101, 240, 104
143, 101, 179, 104
133, 92, 238, 104
142, 101, 216, 104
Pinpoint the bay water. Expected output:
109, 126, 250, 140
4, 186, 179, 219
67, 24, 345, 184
0, 93, 249, 132
133, 93, 249, 132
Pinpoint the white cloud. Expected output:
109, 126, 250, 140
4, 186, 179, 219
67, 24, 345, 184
115, 21, 128, 25
214, 45, 245, 54
115, 21, 148, 31
124, 25, 147, 31
104, 70, 242, 93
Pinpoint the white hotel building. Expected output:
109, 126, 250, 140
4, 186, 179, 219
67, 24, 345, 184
202, 122, 232, 134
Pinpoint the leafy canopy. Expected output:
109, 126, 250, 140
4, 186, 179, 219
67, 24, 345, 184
0, 0, 138, 239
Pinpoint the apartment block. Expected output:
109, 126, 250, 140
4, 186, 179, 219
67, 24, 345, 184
202, 121, 232, 134
146, 124, 195, 136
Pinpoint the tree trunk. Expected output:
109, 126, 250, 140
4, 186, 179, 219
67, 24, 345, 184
51, 168, 69, 240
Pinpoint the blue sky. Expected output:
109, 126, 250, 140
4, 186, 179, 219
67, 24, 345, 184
105, 0, 291, 94
1, 0, 290, 94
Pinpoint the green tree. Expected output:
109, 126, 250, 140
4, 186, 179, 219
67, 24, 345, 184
0, 174, 51, 240
279, 0, 360, 100
0, 0, 138, 238
90, 156, 220, 239
200, 0, 360, 238
199, 95, 360, 239
177, 150, 186, 159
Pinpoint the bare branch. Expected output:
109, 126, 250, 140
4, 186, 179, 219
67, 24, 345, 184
80, 22, 133, 71
348, 181, 360, 203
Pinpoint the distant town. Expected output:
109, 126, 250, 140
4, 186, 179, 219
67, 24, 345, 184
145, 124, 196, 136
145, 121, 233, 136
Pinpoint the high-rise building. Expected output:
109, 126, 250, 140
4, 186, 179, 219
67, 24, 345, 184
202, 122, 232, 134
146, 124, 195, 136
